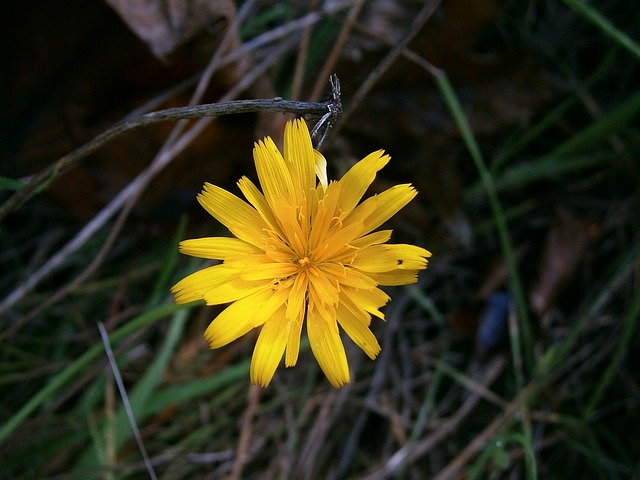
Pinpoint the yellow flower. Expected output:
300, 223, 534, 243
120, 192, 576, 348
171, 119, 431, 388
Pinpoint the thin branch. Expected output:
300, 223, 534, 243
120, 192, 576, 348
332, 0, 442, 134
309, 0, 365, 102
229, 385, 262, 480
0, 99, 334, 220
291, 0, 319, 101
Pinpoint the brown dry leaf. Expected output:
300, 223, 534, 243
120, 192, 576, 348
530, 207, 600, 317
104, 0, 236, 59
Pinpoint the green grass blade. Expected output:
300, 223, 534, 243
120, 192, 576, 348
0, 176, 25, 191
562, 0, 640, 61
551, 88, 640, 157
432, 71, 532, 383
432, 68, 541, 480
147, 360, 250, 412
0, 302, 192, 445
146, 215, 188, 309
73, 308, 189, 471
585, 291, 640, 416
491, 152, 611, 194
536, 242, 640, 383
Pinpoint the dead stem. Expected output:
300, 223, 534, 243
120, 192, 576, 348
228, 384, 262, 480
332, 0, 442, 135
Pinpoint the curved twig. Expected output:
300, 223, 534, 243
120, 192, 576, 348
0, 98, 336, 220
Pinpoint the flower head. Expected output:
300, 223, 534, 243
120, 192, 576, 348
171, 119, 430, 388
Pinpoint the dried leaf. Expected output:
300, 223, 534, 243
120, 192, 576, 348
104, 0, 236, 59
530, 207, 600, 317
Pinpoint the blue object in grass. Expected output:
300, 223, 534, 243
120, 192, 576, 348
476, 292, 511, 357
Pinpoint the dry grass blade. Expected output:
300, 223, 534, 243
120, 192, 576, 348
361, 357, 507, 480
98, 322, 157, 480
229, 385, 262, 480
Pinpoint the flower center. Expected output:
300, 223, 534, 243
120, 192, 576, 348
297, 256, 311, 267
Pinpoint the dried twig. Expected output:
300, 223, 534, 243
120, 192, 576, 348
291, 0, 319, 101
310, 74, 342, 148
0, 99, 335, 221
333, 0, 442, 134
308, 0, 366, 102
229, 385, 263, 480
0, 1, 354, 222
360, 357, 507, 480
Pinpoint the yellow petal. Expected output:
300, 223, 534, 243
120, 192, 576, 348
339, 292, 372, 327
202, 278, 266, 305
342, 286, 390, 320
253, 136, 295, 207
368, 270, 420, 286
286, 271, 308, 322
308, 182, 342, 250
339, 194, 378, 232
270, 201, 307, 256
382, 244, 432, 269
238, 261, 298, 281
313, 221, 364, 262
307, 305, 350, 388
250, 306, 289, 387
179, 237, 260, 260
308, 266, 340, 307
237, 176, 283, 236
349, 230, 393, 249
350, 184, 417, 235
319, 263, 378, 290
204, 285, 289, 348
197, 183, 268, 248
285, 273, 307, 367
336, 302, 381, 360
337, 150, 390, 215
314, 150, 328, 187
284, 119, 315, 201
351, 245, 400, 272
351, 244, 430, 273
171, 264, 238, 304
